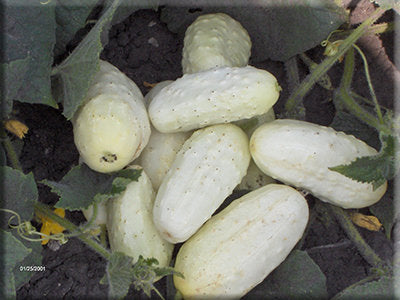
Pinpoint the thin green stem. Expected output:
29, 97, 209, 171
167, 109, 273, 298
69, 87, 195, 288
328, 204, 389, 271
299, 53, 333, 91
350, 91, 390, 111
352, 44, 384, 124
34, 202, 111, 260
284, 56, 304, 119
79, 201, 99, 233
337, 48, 391, 134
284, 7, 387, 115
0, 125, 22, 171
331, 22, 394, 42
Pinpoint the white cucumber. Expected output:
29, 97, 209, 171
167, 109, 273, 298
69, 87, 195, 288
250, 119, 387, 208
235, 108, 276, 190
144, 80, 173, 107
72, 60, 151, 173
137, 127, 191, 190
139, 80, 191, 189
82, 200, 108, 226
173, 184, 309, 299
148, 66, 280, 133
182, 13, 251, 74
107, 165, 173, 267
153, 124, 250, 243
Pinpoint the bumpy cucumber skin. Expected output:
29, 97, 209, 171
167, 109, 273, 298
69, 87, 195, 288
153, 124, 250, 244
250, 119, 387, 208
148, 66, 280, 133
137, 127, 190, 190
173, 184, 309, 299
107, 166, 173, 267
72, 60, 151, 173
143, 80, 173, 107
182, 13, 251, 74
235, 108, 276, 190
138, 81, 191, 189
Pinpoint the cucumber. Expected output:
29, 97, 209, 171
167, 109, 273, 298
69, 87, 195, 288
250, 119, 387, 208
182, 13, 251, 74
153, 124, 250, 243
148, 66, 280, 133
72, 60, 151, 173
107, 166, 173, 267
174, 184, 309, 298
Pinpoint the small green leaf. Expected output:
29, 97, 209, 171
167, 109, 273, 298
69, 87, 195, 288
2, 1, 57, 110
106, 168, 142, 197
101, 253, 182, 299
105, 251, 135, 300
329, 133, 398, 190
0, 166, 38, 227
334, 276, 395, 299
132, 255, 182, 298
41, 164, 141, 211
0, 229, 32, 299
53, 0, 123, 119
244, 250, 328, 299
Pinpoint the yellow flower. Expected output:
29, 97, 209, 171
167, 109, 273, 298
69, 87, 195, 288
4, 119, 29, 139
38, 208, 66, 245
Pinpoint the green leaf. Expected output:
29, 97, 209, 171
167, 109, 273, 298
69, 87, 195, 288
329, 134, 398, 190
0, 229, 32, 299
160, 0, 346, 62
54, 0, 99, 57
107, 168, 143, 196
102, 252, 181, 299
105, 251, 135, 300
41, 164, 141, 211
0, 57, 31, 117
12, 234, 43, 290
244, 250, 328, 299
2, 1, 57, 110
369, 190, 394, 239
0, 166, 38, 227
132, 255, 182, 298
53, 0, 122, 119
334, 276, 395, 299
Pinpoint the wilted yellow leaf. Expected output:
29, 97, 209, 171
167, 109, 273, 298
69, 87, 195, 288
4, 119, 29, 139
143, 81, 157, 88
350, 212, 382, 231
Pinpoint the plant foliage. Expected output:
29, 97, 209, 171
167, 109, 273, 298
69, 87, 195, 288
329, 133, 397, 190
42, 164, 142, 211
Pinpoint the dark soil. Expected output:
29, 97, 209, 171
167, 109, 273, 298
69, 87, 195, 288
14, 1, 395, 299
